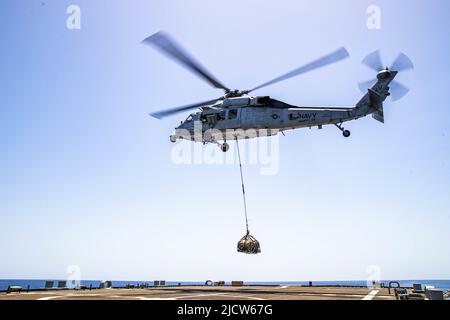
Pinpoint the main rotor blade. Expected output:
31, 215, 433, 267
358, 78, 377, 93
390, 52, 414, 72
150, 98, 220, 119
362, 50, 384, 72
142, 32, 230, 92
389, 80, 410, 101
248, 47, 350, 93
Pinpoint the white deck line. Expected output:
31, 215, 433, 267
37, 293, 102, 300
136, 296, 176, 300
37, 296, 62, 300
217, 293, 265, 300
362, 290, 379, 300
168, 293, 227, 300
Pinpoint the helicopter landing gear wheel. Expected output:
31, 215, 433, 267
335, 123, 351, 138
221, 142, 229, 152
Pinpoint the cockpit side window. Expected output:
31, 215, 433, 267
186, 115, 193, 122
217, 111, 226, 121
228, 109, 238, 119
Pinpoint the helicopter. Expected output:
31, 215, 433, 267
143, 32, 413, 152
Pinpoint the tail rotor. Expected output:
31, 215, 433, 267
359, 50, 414, 101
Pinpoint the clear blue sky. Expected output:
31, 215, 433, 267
1, 0, 449, 282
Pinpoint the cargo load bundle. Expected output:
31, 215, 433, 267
237, 231, 261, 254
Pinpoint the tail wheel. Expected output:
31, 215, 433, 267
343, 130, 351, 138
221, 142, 229, 152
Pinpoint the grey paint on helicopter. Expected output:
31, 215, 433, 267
142, 32, 413, 150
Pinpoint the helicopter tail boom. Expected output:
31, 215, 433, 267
355, 70, 397, 123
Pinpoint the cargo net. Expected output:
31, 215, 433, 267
237, 231, 261, 254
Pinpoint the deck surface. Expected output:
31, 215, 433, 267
0, 286, 396, 300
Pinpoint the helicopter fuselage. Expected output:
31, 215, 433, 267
172, 105, 352, 142
170, 70, 396, 144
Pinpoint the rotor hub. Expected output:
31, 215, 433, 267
224, 90, 246, 99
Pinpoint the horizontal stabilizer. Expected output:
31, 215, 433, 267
372, 110, 384, 123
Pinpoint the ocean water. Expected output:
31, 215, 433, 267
1, 279, 449, 292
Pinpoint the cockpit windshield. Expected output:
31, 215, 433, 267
185, 114, 194, 122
